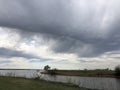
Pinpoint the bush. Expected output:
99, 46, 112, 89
115, 65, 120, 76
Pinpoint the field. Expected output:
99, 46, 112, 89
0, 76, 94, 90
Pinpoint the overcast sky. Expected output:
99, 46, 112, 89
0, 0, 120, 69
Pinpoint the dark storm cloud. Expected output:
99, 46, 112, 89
0, 0, 109, 39
0, 47, 39, 59
0, 0, 120, 57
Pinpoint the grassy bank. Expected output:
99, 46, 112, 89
56, 69, 114, 75
43, 69, 118, 77
0, 76, 93, 90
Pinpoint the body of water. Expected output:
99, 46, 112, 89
0, 69, 119, 90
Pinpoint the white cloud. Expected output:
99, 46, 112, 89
0, 27, 20, 49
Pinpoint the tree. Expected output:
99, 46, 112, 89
44, 65, 50, 71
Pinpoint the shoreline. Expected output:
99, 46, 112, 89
41, 72, 120, 78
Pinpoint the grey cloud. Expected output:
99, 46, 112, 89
0, 47, 39, 59
30, 58, 52, 62
0, 60, 11, 64
0, 0, 112, 39
80, 60, 100, 63
0, 0, 120, 57
55, 60, 71, 64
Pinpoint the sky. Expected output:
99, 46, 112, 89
0, 0, 120, 70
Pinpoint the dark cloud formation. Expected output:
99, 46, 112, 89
0, 0, 120, 57
0, 47, 39, 59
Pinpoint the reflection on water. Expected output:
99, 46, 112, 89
0, 70, 119, 90
41, 74, 120, 90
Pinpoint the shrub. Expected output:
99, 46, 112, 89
115, 65, 120, 76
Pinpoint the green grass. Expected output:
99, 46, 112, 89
0, 76, 93, 90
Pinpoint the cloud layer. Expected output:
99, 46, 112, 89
0, 0, 120, 69
0, 47, 39, 59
